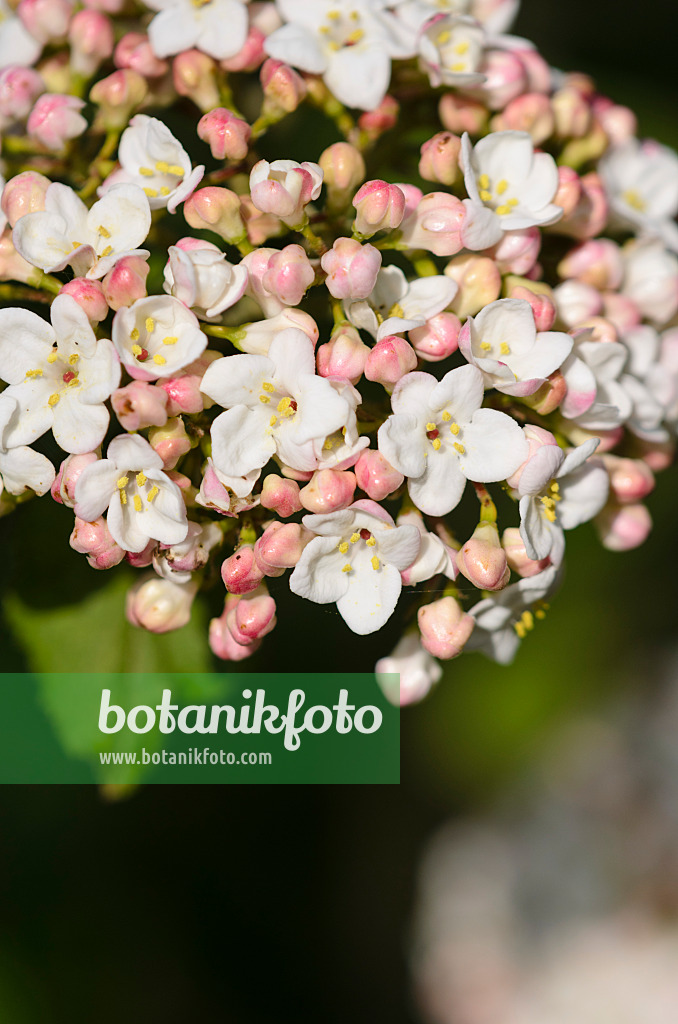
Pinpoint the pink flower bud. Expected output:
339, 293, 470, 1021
173, 50, 220, 112
634, 437, 675, 472
502, 527, 551, 578
239, 193, 282, 246
70, 515, 125, 570
260, 474, 303, 518
509, 284, 556, 331
209, 606, 262, 660
603, 455, 655, 504
27, 94, 86, 151
221, 545, 265, 594
514, 44, 552, 93
596, 502, 652, 552
254, 521, 308, 574
220, 24, 266, 72
592, 96, 637, 146
59, 278, 109, 323
158, 351, 220, 415
299, 470, 356, 514
551, 171, 608, 240
89, 69, 148, 130
470, 48, 527, 110
260, 58, 307, 114
126, 575, 198, 633
197, 107, 251, 161
602, 293, 641, 334
249, 158, 322, 227
316, 325, 369, 384
319, 142, 366, 207
68, 10, 114, 76
419, 132, 462, 186
262, 243, 314, 306
124, 541, 156, 568
489, 227, 541, 277
553, 279, 602, 327
148, 417, 191, 470
551, 85, 593, 139
114, 33, 167, 78
364, 335, 417, 389
409, 312, 460, 362
0, 67, 44, 124
18, 0, 72, 43
102, 255, 149, 310
321, 237, 381, 301
354, 449, 403, 501
438, 92, 488, 135
456, 521, 510, 591
226, 586, 277, 645
356, 95, 399, 140
551, 165, 582, 219
574, 315, 618, 345
418, 596, 475, 659
558, 239, 623, 292
1, 171, 50, 228
112, 381, 169, 431
0, 230, 41, 286
505, 424, 559, 491
520, 370, 567, 415
398, 192, 465, 257
184, 186, 246, 245
492, 92, 554, 145
352, 180, 406, 237
52, 451, 98, 506
445, 254, 502, 319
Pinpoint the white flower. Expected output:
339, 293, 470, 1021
104, 115, 204, 213
460, 130, 562, 250
13, 182, 151, 280
0, 294, 120, 454
195, 457, 260, 516
396, 0, 519, 35
345, 265, 458, 341
264, 0, 414, 112
233, 308, 319, 356
378, 363, 528, 516
74, 433, 188, 553
619, 325, 668, 441
375, 632, 443, 706
559, 334, 632, 429
466, 564, 560, 664
315, 378, 370, 470
459, 297, 573, 396
397, 509, 457, 585
112, 295, 208, 381
153, 521, 222, 583
0, 395, 54, 496
599, 137, 678, 252
146, 0, 250, 60
201, 327, 356, 479
621, 238, 678, 327
516, 438, 608, 563
418, 14, 487, 88
163, 242, 249, 320
0, 0, 41, 68
289, 499, 421, 635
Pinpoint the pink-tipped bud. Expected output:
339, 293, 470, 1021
596, 502, 652, 552
316, 325, 369, 385
492, 91, 554, 144
603, 455, 655, 505
553, 279, 602, 328
574, 315, 618, 345
173, 50, 219, 112
551, 171, 608, 240
158, 375, 203, 417
352, 180, 406, 237
124, 543, 155, 568
354, 449, 403, 501
147, 417, 191, 470
602, 293, 641, 334
419, 131, 462, 186
438, 92, 488, 135
364, 335, 417, 389
27, 93, 86, 151
254, 521, 308, 574
260, 474, 303, 518
226, 586, 277, 645
456, 521, 510, 591
112, 381, 169, 431
209, 605, 262, 660
399, 192, 465, 257
0, 67, 44, 124
70, 515, 125, 570
509, 284, 556, 331
184, 186, 246, 245
592, 95, 637, 146
221, 545, 265, 594
445, 254, 502, 319
521, 370, 567, 415
260, 58, 307, 115
634, 437, 675, 473
299, 470, 356, 514
551, 85, 593, 139
319, 142, 366, 209
470, 48, 527, 110
126, 575, 198, 633
0, 231, 42, 286
59, 278, 109, 323
321, 237, 381, 301
89, 69, 147, 129
197, 107, 251, 161
356, 94, 399, 140
502, 527, 551, 578
262, 243, 314, 306
52, 451, 98, 506
505, 424, 559, 491
114, 33, 167, 78
102, 254, 149, 310
68, 10, 114, 76
489, 227, 541, 277
418, 596, 475, 659
18, 0, 72, 43
558, 239, 623, 292
239, 194, 283, 246
1, 171, 50, 228
409, 312, 460, 362
220, 24, 266, 72
551, 165, 582, 219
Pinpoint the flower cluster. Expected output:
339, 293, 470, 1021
0, 0, 676, 701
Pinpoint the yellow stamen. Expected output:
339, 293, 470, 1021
153, 354, 166, 365
478, 173, 490, 190
622, 189, 646, 212
454, 40, 470, 54
262, 382, 274, 392
259, 395, 270, 404
98, 225, 111, 238
450, 63, 466, 71
25, 368, 43, 378
507, 198, 519, 207
139, 166, 154, 177
522, 610, 534, 630
68, 354, 79, 365
453, 442, 465, 454
346, 28, 364, 43
168, 165, 184, 177
270, 416, 278, 427
327, 8, 340, 18
449, 422, 460, 435
147, 486, 159, 503
120, 490, 127, 505
323, 439, 334, 450
134, 495, 143, 512
136, 472, 146, 487
48, 393, 60, 407
162, 336, 178, 346
514, 621, 527, 639
388, 302, 406, 318
47, 351, 58, 364
117, 476, 129, 489
155, 160, 169, 173
342, 564, 352, 573
495, 204, 511, 215
132, 344, 143, 357
68, 378, 80, 388
130, 328, 140, 342
479, 189, 493, 202
437, 29, 451, 44
366, 537, 376, 547
160, 187, 170, 197
480, 341, 492, 351
426, 422, 436, 432
144, 188, 158, 198
432, 438, 442, 450
500, 343, 511, 355
552, 482, 560, 492
100, 246, 112, 258
371, 556, 380, 571
145, 317, 155, 333
441, 411, 451, 422
496, 179, 508, 195
338, 542, 349, 554
350, 533, 360, 544
277, 396, 292, 413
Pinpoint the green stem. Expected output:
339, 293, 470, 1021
473, 482, 498, 524
300, 223, 328, 256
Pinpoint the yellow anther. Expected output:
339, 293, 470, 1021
479, 189, 493, 202
160, 187, 171, 197
132, 344, 143, 357
449, 422, 460, 435
145, 317, 155, 333
346, 28, 364, 43
426, 422, 437, 432
388, 302, 406, 318
262, 382, 274, 392
47, 351, 58, 364
48, 393, 60, 407
500, 343, 511, 355
25, 368, 43, 378
130, 328, 140, 342
495, 204, 511, 215
535, 608, 546, 620
349, 9, 360, 19
454, 40, 470, 54
323, 439, 334, 450
319, 24, 329, 33
147, 486, 159, 503
622, 189, 646, 212
496, 179, 509, 195
68, 378, 80, 388
168, 165, 184, 177
68, 353, 79, 365
98, 225, 111, 239
155, 160, 170, 173
437, 29, 451, 44
507, 198, 519, 208
259, 395, 270, 404
100, 246, 113, 258
339, 542, 349, 554
328, 39, 341, 50
551, 482, 560, 492
139, 167, 154, 177
432, 438, 442, 450
453, 442, 465, 454
120, 490, 127, 505
136, 472, 146, 487
480, 341, 492, 351
270, 416, 278, 427
450, 63, 466, 71
522, 610, 534, 630
277, 396, 292, 413
371, 556, 380, 571
327, 8, 340, 18
366, 537, 376, 547
478, 173, 490, 190
153, 354, 166, 365
71, 241, 82, 250
514, 621, 527, 639
342, 564, 352, 573
134, 495, 143, 512
162, 336, 178, 345
349, 532, 360, 544
144, 188, 158, 198
117, 476, 129, 489
441, 411, 451, 422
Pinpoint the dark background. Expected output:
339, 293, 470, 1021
1, 1, 677, 1019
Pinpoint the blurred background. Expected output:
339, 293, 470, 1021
1, 0, 678, 1019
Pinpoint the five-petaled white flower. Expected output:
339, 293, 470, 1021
201, 327, 356, 479
459, 297, 573, 396
289, 499, 421, 635
460, 130, 562, 250
378, 363, 528, 516
102, 115, 204, 213
0, 395, 55, 497
163, 241, 249, 321
0, 294, 120, 454
13, 182, 151, 280
146, 0, 250, 61
74, 433, 189, 553
345, 265, 458, 341
467, 564, 560, 664
112, 295, 208, 381
418, 14, 487, 89
559, 333, 632, 430
599, 137, 678, 253
264, 0, 414, 112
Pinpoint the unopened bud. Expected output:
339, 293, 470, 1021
52, 451, 98, 506
356, 94, 399, 141
418, 596, 475, 659
70, 515, 125, 570
352, 179, 405, 237
148, 417, 191, 469
596, 502, 652, 552
319, 142, 365, 211
0, 67, 44, 125
438, 92, 488, 135
354, 449, 403, 501
299, 470, 356, 513
456, 521, 510, 591
263, 243, 314, 306
184, 186, 246, 245
173, 50, 220, 112
419, 131, 461, 186
89, 69, 147, 130
126, 575, 198, 632
112, 381, 169, 431
59, 278, 108, 323
489, 227, 541, 277
68, 10, 114, 76
321, 237, 381, 301
221, 545, 265, 594
316, 325, 369, 384
364, 335, 417, 389
27, 93, 86, 151
18, 0, 72, 44
409, 312, 460, 362
502, 527, 551, 578
260, 474, 303, 518
226, 586, 277, 645
114, 33, 167, 78
603, 455, 655, 504
446, 253, 502, 319
492, 91, 554, 145
102, 255, 149, 310
1, 171, 50, 228
197, 107, 251, 161
260, 58, 307, 115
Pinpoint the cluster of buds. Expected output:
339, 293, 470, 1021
0, 0, 676, 707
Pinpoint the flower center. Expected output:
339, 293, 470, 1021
319, 7, 366, 51
117, 470, 159, 510
621, 188, 647, 213
337, 528, 380, 573
514, 601, 549, 638
539, 480, 561, 523
26, 350, 82, 407
129, 318, 177, 366
425, 410, 465, 453
476, 173, 520, 215
259, 381, 298, 429
138, 160, 185, 199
